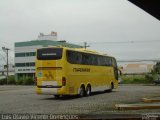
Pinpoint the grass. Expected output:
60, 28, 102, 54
121, 74, 154, 84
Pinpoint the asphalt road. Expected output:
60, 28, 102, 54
0, 85, 160, 114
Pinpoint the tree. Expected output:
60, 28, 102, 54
154, 62, 160, 74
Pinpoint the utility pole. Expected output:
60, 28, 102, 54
84, 42, 90, 49
2, 47, 10, 84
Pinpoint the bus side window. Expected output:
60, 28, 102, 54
66, 51, 72, 63
82, 53, 90, 65
67, 51, 77, 64
101, 56, 106, 66
98, 56, 105, 66
75, 52, 82, 64
91, 55, 97, 65
104, 57, 112, 66
109, 58, 113, 66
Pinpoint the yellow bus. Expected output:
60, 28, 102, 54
35, 47, 118, 97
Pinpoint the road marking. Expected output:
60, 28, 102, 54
141, 98, 160, 102
115, 104, 160, 110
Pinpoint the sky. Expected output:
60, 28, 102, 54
0, 0, 160, 66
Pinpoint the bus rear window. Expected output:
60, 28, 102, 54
37, 48, 63, 60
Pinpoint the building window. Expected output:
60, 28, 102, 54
30, 52, 36, 56
30, 63, 35, 66
15, 63, 25, 67
15, 52, 36, 57
26, 53, 30, 56
15, 53, 25, 57
26, 63, 30, 67
15, 62, 35, 67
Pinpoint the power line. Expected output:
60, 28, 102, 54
71, 40, 160, 45
88, 40, 160, 44
117, 59, 160, 62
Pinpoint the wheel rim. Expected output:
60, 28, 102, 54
80, 87, 84, 97
111, 83, 114, 89
86, 86, 91, 96
109, 83, 114, 91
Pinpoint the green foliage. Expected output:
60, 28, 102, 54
22, 77, 34, 85
0, 76, 35, 85
145, 74, 154, 83
8, 75, 16, 84
0, 78, 6, 85
16, 78, 23, 85
153, 62, 160, 74
0, 76, 16, 85
15, 77, 34, 85
121, 74, 154, 84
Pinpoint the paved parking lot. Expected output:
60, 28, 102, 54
0, 85, 160, 114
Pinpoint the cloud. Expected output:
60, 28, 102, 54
0, 0, 160, 65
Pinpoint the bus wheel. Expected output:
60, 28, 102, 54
54, 95, 60, 98
79, 86, 85, 97
86, 85, 91, 96
109, 83, 114, 92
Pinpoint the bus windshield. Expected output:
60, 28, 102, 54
37, 48, 63, 60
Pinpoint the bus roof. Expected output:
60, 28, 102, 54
63, 47, 115, 58
37, 46, 115, 59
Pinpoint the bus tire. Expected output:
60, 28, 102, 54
86, 85, 91, 96
79, 86, 85, 97
54, 95, 60, 98
109, 83, 114, 92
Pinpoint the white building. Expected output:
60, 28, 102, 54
0, 64, 14, 76
120, 63, 154, 74
38, 31, 57, 40
14, 32, 82, 80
